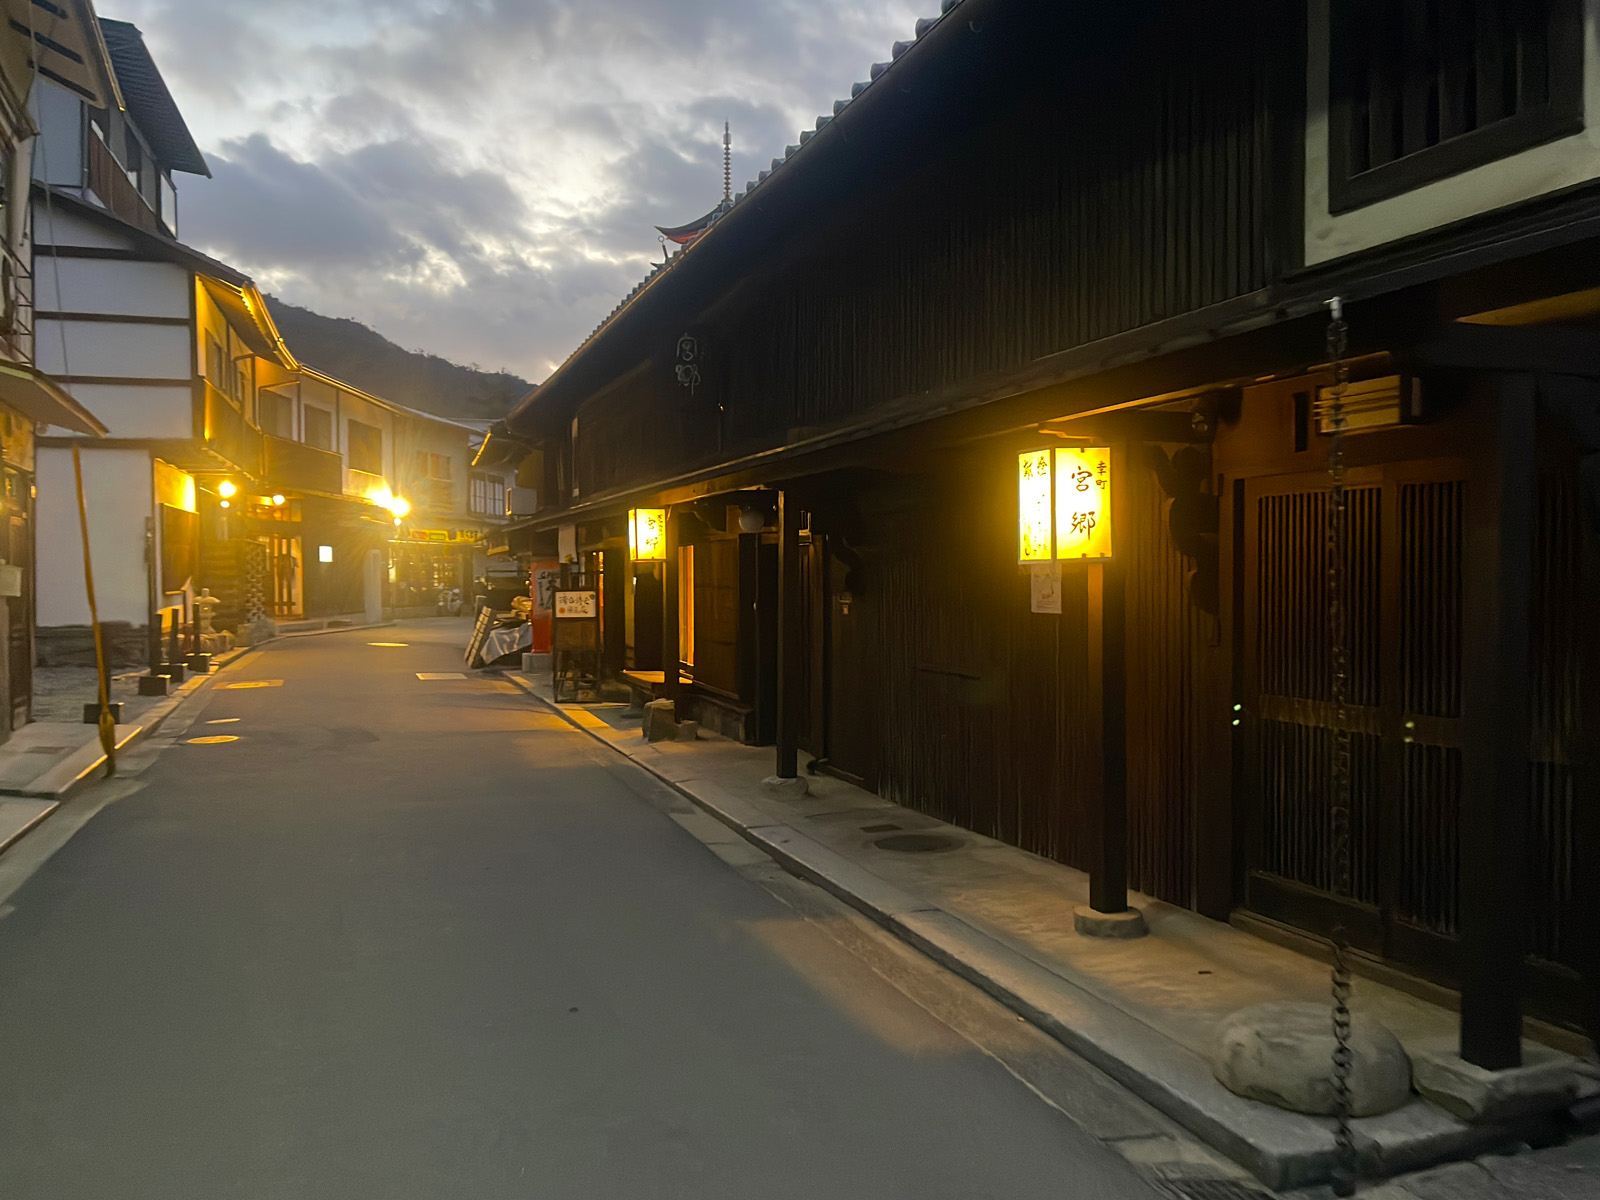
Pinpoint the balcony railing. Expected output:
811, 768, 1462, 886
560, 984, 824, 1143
264, 434, 343, 496
87, 128, 161, 235
201, 381, 263, 477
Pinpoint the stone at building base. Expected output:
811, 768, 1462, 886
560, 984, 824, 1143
674, 720, 700, 742
37, 623, 147, 668
136, 674, 172, 697
1410, 1037, 1581, 1124
642, 698, 678, 742
522, 652, 551, 675
238, 617, 277, 647
82, 702, 124, 725
1073, 905, 1148, 939
761, 774, 809, 799
199, 631, 235, 656
1211, 1000, 1411, 1117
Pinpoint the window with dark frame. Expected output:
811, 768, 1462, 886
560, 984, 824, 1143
304, 406, 333, 451
1328, 0, 1584, 214
258, 389, 294, 439
347, 419, 383, 475
470, 473, 505, 516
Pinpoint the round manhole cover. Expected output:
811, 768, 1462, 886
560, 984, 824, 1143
872, 833, 961, 853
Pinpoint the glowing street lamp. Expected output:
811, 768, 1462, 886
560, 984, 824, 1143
1017, 446, 1113, 563
218, 480, 237, 499
628, 507, 667, 562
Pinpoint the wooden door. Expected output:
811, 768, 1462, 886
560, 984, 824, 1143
1242, 460, 1467, 981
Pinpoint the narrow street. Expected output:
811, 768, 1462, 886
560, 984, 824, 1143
0, 621, 1164, 1200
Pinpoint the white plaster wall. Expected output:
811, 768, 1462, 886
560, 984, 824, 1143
50, 384, 192, 439
30, 201, 131, 251
35, 320, 191, 379
28, 80, 81, 189
36, 446, 153, 628
35, 258, 190, 317
1305, 0, 1600, 265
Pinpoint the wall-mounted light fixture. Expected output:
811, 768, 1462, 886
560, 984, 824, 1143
1017, 446, 1113, 563
628, 507, 667, 562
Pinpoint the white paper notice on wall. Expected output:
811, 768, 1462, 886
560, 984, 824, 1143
1030, 562, 1062, 614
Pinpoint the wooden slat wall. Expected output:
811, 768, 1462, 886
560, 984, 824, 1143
568, 4, 1299, 501
853, 452, 1198, 892
724, 6, 1292, 449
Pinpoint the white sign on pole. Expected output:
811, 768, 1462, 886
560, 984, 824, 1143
1030, 562, 1062, 614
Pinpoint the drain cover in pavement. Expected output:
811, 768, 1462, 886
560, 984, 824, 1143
873, 833, 961, 853
1154, 1179, 1268, 1200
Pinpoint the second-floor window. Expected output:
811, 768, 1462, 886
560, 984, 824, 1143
347, 419, 383, 475
416, 451, 452, 480
206, 335, 226, 391
1328, 0, 1583, 212
259, 390, 294, 439
304, 406, 333, 451
470, 473, 505, 516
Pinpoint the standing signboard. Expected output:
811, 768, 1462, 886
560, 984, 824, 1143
552, 587, 600, 702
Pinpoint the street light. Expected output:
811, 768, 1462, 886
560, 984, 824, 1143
270, 493, 285, 507
218, 480, 237, 499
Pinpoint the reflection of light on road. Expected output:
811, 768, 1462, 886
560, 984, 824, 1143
224, 680, 283, 689
186, 736, 240, 745
206, 718, 240, 724
368, 642, 409, 647
416, 672, 467, 680
742, 917, 968, 1056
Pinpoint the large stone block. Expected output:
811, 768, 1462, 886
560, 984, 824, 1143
642, 699, 678, 742
1410, 1038, 1580, 1124
1211, 1000, 1411, 1117
761, 775, 809, 799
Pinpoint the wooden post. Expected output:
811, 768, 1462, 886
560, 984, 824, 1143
775, 490, 800, 778
661, 510, 681, 711
1087, 556, 1130, 914
1577, 448, 1600, 1043
1459, 380, 1535, 1070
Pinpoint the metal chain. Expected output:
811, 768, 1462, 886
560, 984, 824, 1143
1324, 297, 1358, 1197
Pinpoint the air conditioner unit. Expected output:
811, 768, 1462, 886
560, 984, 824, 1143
505, 486, 539, 517
1314, 374, 1423, 434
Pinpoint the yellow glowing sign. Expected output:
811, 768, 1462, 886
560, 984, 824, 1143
1018, 449, 1053, 562
629, 507, 667, 562
1053, 446, 1112, 560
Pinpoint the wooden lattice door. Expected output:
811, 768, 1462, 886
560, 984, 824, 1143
1242, 461, 1467, 981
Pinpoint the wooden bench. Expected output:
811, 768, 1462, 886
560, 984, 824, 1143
620, 669, 692, 712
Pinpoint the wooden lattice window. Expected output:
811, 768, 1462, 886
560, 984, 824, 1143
1328, 0, 1584, 213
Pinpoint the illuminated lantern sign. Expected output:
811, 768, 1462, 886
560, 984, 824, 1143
1054, 446, 1112, 560
628, 507, 667, 562
1017, 449, 1054, 562
1016, 446, 1113, 564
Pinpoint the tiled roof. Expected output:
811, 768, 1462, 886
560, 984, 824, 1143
550, 0, 971, 375
98, 18, 210, 177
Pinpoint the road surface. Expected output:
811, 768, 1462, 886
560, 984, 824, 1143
0, 620, 1166, 1199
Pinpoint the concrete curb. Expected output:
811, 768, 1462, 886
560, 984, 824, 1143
504, 674, 1518, 1191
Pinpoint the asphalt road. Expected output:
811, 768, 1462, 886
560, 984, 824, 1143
0, 620, 1166, 1199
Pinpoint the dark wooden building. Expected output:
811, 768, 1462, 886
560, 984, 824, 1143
489, 0, 1600, 1065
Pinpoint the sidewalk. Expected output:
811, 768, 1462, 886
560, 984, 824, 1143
0, 646, 256, 853
504, 670, 1600, 1194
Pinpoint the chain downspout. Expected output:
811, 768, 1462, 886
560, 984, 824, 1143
1325, 296, 1358, 1197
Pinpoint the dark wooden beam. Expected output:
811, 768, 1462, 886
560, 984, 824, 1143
1459, 380, 1536, 1069
737, 532, 760, 705
1412, 324, 1600, 376
775, 490, 801, 778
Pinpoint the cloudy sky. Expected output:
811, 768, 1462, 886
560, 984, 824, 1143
100, 0, 925, 382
